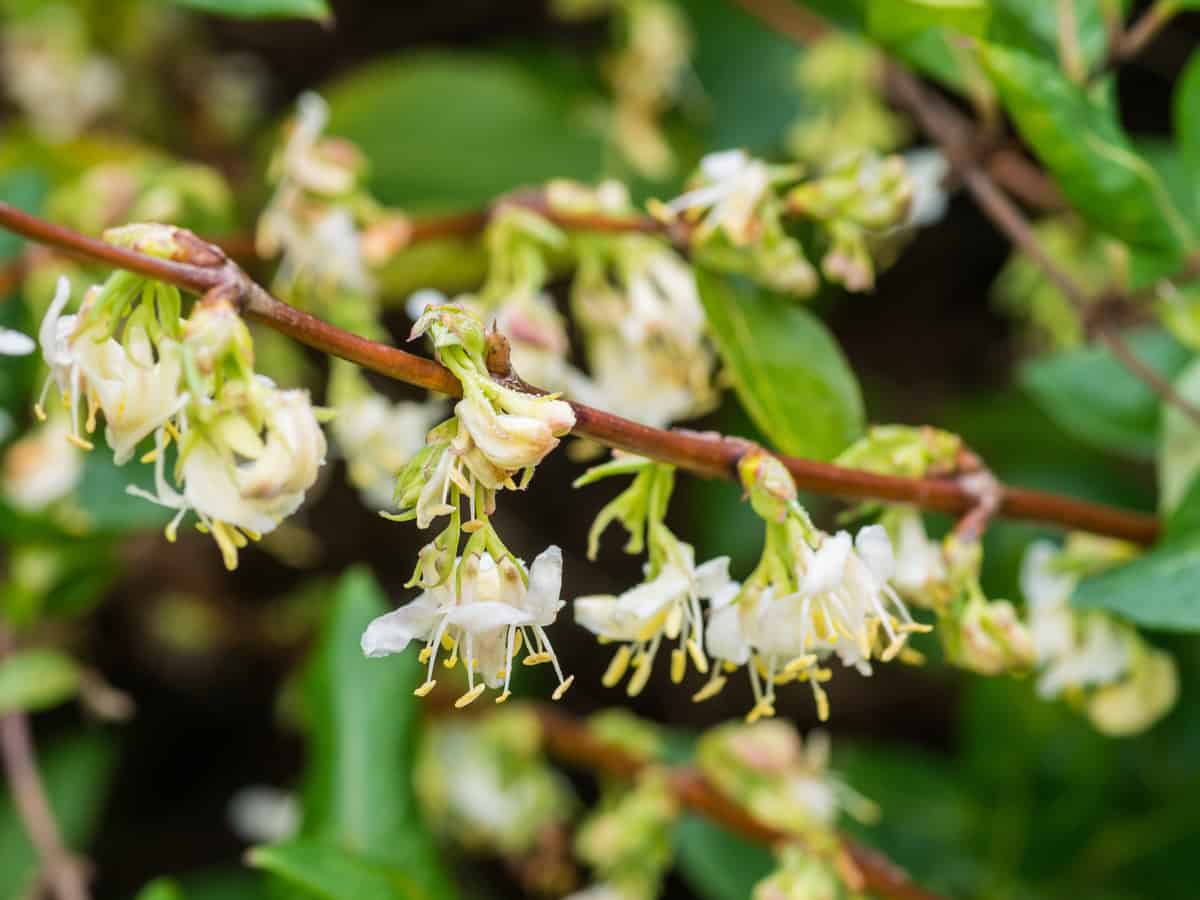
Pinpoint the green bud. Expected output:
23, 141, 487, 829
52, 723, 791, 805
103, 223, 226, 268
836, 425, 962, 478
739, 450, 797, 523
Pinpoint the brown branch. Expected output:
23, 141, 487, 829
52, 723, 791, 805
0, 632, 90, 900
534, 705, 947, 900
1105, 0, 1178, 69
0, 200, 1161, 544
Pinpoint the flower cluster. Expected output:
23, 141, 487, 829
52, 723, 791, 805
363, 305, 576, 705
34, 228, 327, 570
1021, 537, 1177, 736
574, 456, 733, 696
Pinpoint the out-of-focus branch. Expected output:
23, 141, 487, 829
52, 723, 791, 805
0, 632, 90, 900
0, 201, 1162, 544
533, 705, 946, 900
1105, 0, 1179, 70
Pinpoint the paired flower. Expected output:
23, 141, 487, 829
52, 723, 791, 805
362, 545, 571, 706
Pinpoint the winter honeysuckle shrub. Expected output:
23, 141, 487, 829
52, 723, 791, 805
573, 455, 734, 696
414, 706, 575, 866
693, 451, 930, 722
1021, 537, 1178, 735
35, 228, 327, 569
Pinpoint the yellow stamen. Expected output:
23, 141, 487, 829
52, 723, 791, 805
814, 683, 830, 722
454, 684, 486, 708
413, 679, 436, 697
686, 638, 708, 675
418, 646, 432, 664
512, 630, 523, 656
441, 633, 455, 651
626, 656, 654, 696
66, 434, 94, 451
898, 647, 926, 665
461, 518, 486, 533
783, 654, 818, 677
692, 675, 727, 703
670, 648, 686, 684
602, 645, 632, 688
140, 448, 159, 464
552, 675, 575, 701
33, 403, 47, 422
495, 690, 511, 704
523, 651, 552, 666
664, 605, 683, 640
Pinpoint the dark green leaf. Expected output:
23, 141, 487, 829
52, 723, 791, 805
674, 816, 775, 900
290, 567, 456, 898
981, 44, 1195, 255
324, 54, 605, 211
0, 649, 80, 715
169, 0, 330, 21
1073, 538, 1200, 630
133, 879, 185, 900
250, 840, 440, 900
0, 732, 117, 895
1173, 50, 1200, 217
1020, 329, 1190, 459
696, 270, 864, 460
1158, 360, 1200, 513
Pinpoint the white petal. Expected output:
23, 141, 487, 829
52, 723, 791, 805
855, 525, 896, 582
525, 545, 564, 624
360, 598, 440, 657
1020, 541, 1075, 612
0, 328, 34, 356
706, 604, 750, 665
447, 601, 533, 633
801, 532, 851, 594
614, 567, 689, 624
694, 556, 733, 598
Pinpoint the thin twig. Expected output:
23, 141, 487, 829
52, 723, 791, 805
0, 201, 1161, 544
1107, 0, 1178, 68
534, 705, 947, 900
0, 632, 90, 900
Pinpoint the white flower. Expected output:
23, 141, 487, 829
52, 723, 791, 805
0, 327, 34, 356
227, 786, 300, 844
667, 149, 772, 245
73, 324, 185, 465
575, 543, 732, 695
36, 276, 91, 448
362, 546, 570, 705
332, 392, 444, 508
274, 92, 358, 197
129, 383, 327, 570
2, 417, 83, 511
1087, 647, 1178, 736
890, 509, 946, 598
276, 208, 375, 299
573, 334, 705, 429
903, 147, 949, 228
454, 382, 575, 473
1020, 540, 1076, 663
1036, 613, 1130, 699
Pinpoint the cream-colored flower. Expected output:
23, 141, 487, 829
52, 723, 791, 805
2, 417, 83, 511
332, 391, 444, 508
1087, 647, 1178, 736
667, 150, 772, 245
362, 546, 570, 705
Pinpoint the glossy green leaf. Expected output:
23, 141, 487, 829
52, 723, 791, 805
1072, 537, 1200, 630
169, 0, 330, 21
981, 44, 1195, 256
0, 733, 117, 895
1158, 360, 1200, 514
1020, 329, 1190, 459
695, 270, 864, 460
289, 567, 456, 898
250, 840, 439, 900
0, 649, 81, 715
325, 54, 604, 211
675, 816, 775, 900
867, 0, 990, 43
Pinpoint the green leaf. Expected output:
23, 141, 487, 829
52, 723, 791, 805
867, 0, 990, 43
988, 0, 1112, 71
1158, 360, 1200, 514
695, 270, 864, 460
0, 649, 81, 715
1173, 50, 1200, 216
287, 567, 457, 898
674, 816, 775, 900
981, 44, 1195, 256
1019, 329, 1191, 459
0, 732, 117, 895
1072, 537, 1200, 630
324, 53, 605, 211
133, 879, 185, 900
250, 840, 441, 900
169, 0, 330, 21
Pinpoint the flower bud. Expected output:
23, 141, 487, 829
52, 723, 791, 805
739, 450, 797, 523
410, 303, 487, 358
103, 223, 226, 268
184, 298, 254, 374
953, 598, 1035, 676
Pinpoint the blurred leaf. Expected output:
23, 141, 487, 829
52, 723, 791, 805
988, 0, 1112, 70
1174, 51, 1200, 219
325, 53, 604, 211
674, 816, 775, 900
133, 879, 184, 900
867, 0, 990, 43
981, 44, 1194, 256
0, 732, 117, 896
1158, 360, 1200, 514
250, 840, 442, 900
0, 649, 80, 715
169, 0, 330, 20
1019, 329, 1190, 459
0, 169, 45, 427
696, 270, 864, 460
75, 432, 172, 534
283, 567, 456, 898
680, 0, 805, 151
1073, 538, 1200, 630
